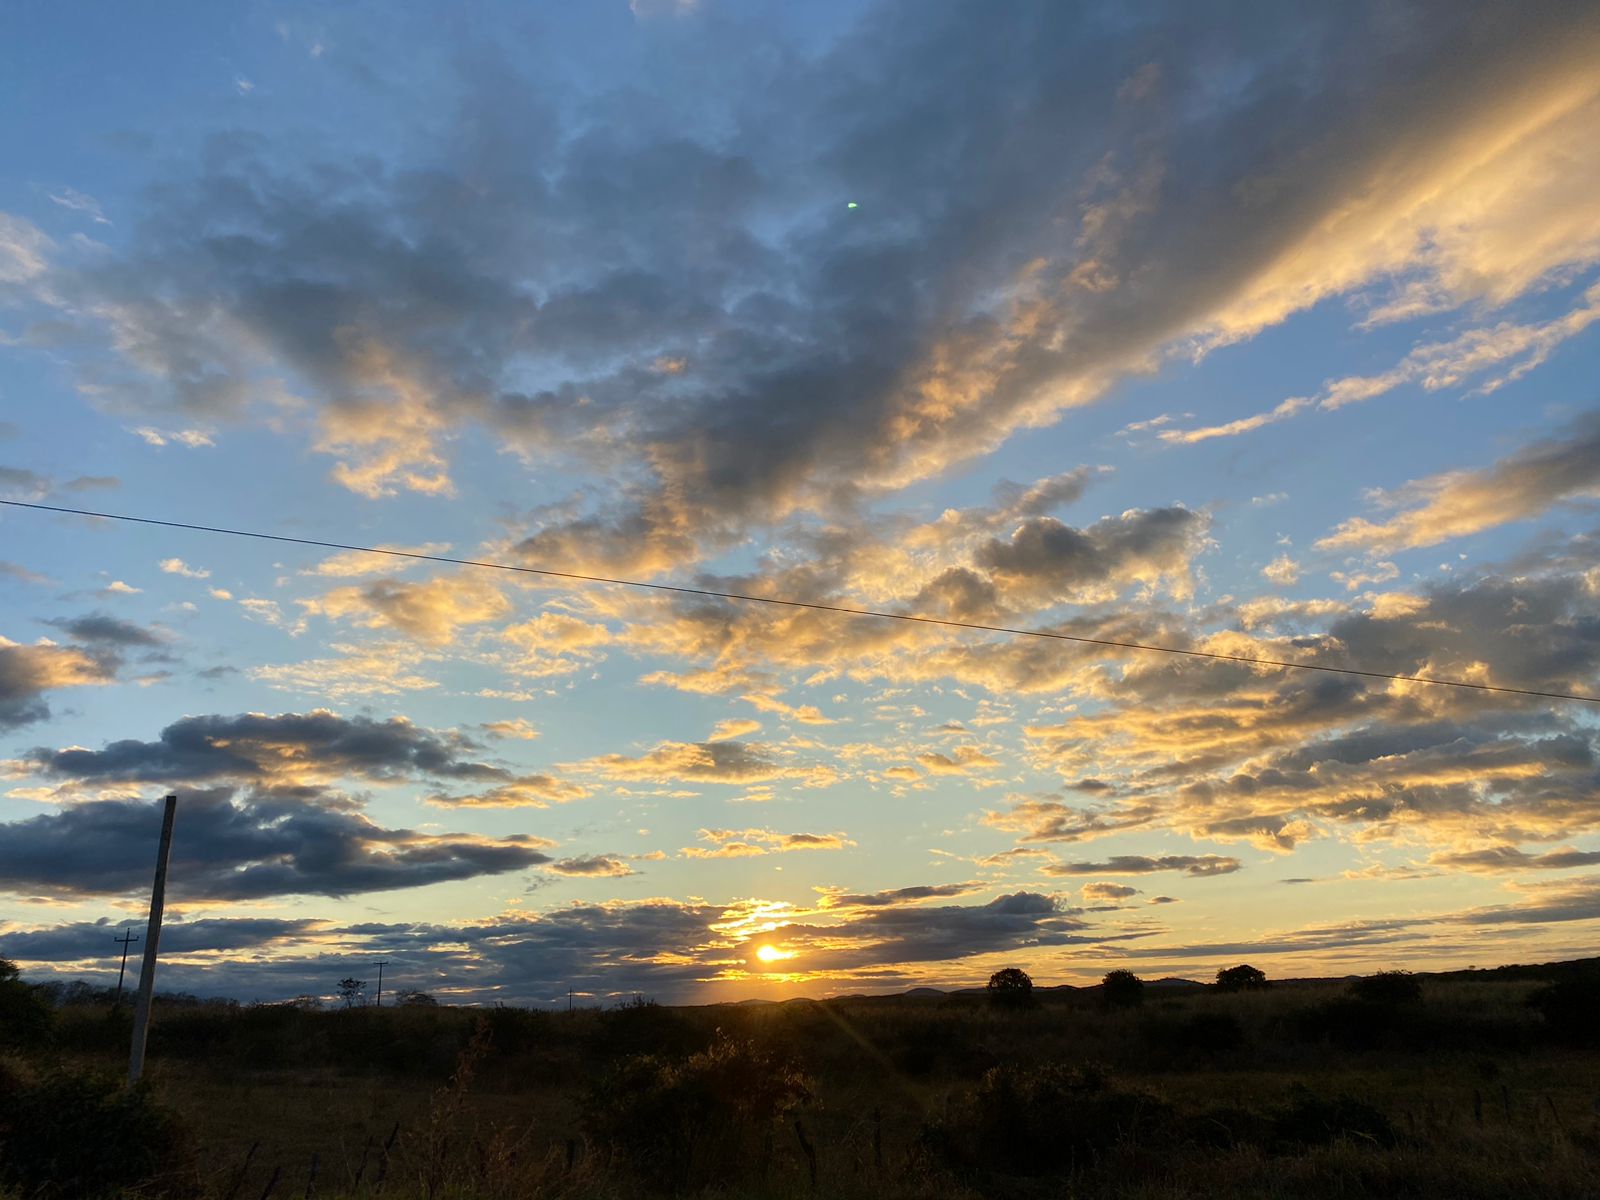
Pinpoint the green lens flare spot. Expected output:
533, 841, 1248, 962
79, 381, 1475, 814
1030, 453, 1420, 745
846, 201, 858, 209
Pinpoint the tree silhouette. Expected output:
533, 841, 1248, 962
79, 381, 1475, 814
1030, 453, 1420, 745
987, 967, 1034, 1008
1101, 968, 1145, 1008
337, 977, 367, 1008
1215, 964, 1269, 991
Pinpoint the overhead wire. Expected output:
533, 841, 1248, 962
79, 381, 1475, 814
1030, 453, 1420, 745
4, 497, 1598, 705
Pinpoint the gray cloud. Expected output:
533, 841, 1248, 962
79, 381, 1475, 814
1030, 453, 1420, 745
1041, 855, 1243, 877
13, 1, 1592, 567
1429, 846, 1600, 872
0, 790, 552, 901
0, 917, 324, 962
28, 710, 510, 785
547, 855, 636, 878
0, 638, 115, 729
45, 613, 166, 648
823, 882, 984, 907
1320, 410, 1600, 554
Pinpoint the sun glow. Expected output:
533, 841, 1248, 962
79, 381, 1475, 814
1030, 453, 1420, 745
755, 944, 795, 964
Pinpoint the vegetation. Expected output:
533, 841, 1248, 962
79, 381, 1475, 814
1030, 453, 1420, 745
1101, 968, 1145, 1008
984, 966, 1034, 1008
2, 956, 1599, 1197
1216, 963, 1270, 991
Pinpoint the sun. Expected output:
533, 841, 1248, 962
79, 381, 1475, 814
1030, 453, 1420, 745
755, 944, 795, 964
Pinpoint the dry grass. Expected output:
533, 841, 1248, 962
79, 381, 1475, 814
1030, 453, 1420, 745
5, 971, 1599, 1198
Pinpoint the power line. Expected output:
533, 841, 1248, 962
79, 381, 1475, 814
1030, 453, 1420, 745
4, 497, 1598, 706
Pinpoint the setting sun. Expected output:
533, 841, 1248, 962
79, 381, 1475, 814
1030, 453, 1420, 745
755, 944, 795, 964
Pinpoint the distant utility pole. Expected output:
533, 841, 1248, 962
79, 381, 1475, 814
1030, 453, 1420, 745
568, 987, 573, 1014
373, 960, 388, 1007
112, 927, 140, 1006
128, 794, 178, 1087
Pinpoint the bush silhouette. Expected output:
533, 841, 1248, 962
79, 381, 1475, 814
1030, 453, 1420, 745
1349, 970, 1421, 1004
0, 1065, 200, 1198
1293, 997, 1416, 1052
987, 967, 1035, 1008
925, 1062, 1173, 1176
1215, 964, 1269, 991
1270, 1084, 1397, 1148
1101, 969, 1145, 1008
1528, 969, 1600, 1044
583, 1031, 810, 1190
1143, 1010, 1246, 1058
0, 957, 52, 1048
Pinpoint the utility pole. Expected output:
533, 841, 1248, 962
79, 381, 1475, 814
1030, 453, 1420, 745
113, 927, 140, 1006
373, 960, 388, 1007
128, 794, 177, 1087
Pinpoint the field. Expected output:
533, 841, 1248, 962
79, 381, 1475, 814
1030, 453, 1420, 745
3, 962, 1600, 1199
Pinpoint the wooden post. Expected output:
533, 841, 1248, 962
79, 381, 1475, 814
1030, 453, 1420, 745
128, 793, 177, 1086
113, 927, 140, 1006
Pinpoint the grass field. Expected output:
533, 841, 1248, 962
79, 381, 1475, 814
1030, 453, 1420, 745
3, 962, 1599, 1198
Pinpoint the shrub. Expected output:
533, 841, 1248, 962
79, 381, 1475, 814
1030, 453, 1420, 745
1269, 1084, 1397, 1148
1528, 969, 1600, 1044
593, 995, 706, 1060
1101, 969, 1145, 1008
0, 958, 52, 1048
925, 1062, 1173, 1177
583, 1031, 811, 1191
1143, 1010, 1246, 1057
1215, 964, 1269, 991
0, 1065, 200, 1198
1350, 970, 1422, 1004
986, 967, 1035, 1009
1292, 997, 1394, 1051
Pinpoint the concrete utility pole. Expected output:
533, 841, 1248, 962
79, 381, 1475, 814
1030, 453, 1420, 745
128, 794, 177, 1087
374, 960, 388, 1007
113, 927, 140, 1006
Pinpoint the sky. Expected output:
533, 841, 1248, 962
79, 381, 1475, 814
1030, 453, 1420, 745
2, 0, 1600, 1007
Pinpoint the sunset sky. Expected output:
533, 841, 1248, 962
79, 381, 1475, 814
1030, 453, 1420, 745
3, 0, 1600, 1006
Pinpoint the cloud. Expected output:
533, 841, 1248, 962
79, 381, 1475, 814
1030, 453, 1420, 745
0, 637, 116, 729
158, 558, 210, 579
1318, 411, 1600, 554
301, 544, 452, 578
43, 614, 165, 648
1159, 398, 1311, 446
1040, 855, 1243, 877
0, 790, 553, 901
47, 187, 110, 225
251, 643, 442, 699
1, 917, 323, 963
9, 2, 1594, 563
426, 774, 591, 808
302, 573, 510, 645
25, 709, 513, 787
1261, 555, 1302, 586
0, 213, 51, 283
818, 882, 985, 908
547, 855, 636, 878
0, 466, 50, 500
1081, 882, 1140, 902
0, 562, 52, 586
1427, 846, 1600, 873
582, 739, 835, 788
915, 746, 1001, 775
681, 828, 853, 859
131, 428, 214, 449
